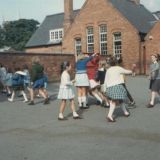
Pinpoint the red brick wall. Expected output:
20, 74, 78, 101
62, 0, 140, 72
0, 52, 75, 82
25, 45, 62, 54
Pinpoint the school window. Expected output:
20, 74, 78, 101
49, 28, 63, 42
87, 27, 94, 53
99, 25, 107, 55
75, 38, 82, 55
113, 32, 122, 59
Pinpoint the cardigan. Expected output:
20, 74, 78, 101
104, 66, 132, 88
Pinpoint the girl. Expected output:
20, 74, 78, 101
95, 60, 110, 108
8, 67, 28, 102
75, 52, 97, 109
57, 61, 80, 120
87, 54, 107, 107
5, 68, 13, 97
104, 57, 132, 122
147, 54, 160, 108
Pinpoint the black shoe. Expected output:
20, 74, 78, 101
96, 100, 101, 105
44, 98, 50, 104
107, 117, 116, 122
146, 103, 154, 108
73, 116, 82, 119
82, 106, 89, 109
58, 117, 68, 121
28, 101, 34, 105
103, 105, 110, 108
129, 101, 135, 106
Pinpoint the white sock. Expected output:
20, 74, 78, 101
73, 112, 79, 117
21, 91, 28, 101
78, 97, 82, 107
94, 93, 103, 103
82, 96, 87, 107
10, 92, 15, 101
59, 113, 64, 119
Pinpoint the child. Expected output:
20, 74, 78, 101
57, 61, 80, 120
132, 63, 137, 77
86, 54, 104, 106
5, 68, 13, 97
96, 60, 110, 108
75, 52, 97, 109
8, 68, 28, 102
104, 57, 132, 122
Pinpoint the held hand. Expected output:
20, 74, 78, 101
72, 79, 76, 84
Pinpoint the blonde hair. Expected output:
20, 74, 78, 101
77, 54, 85, 61
32, 56, 40, 64
99, 60, 106, 68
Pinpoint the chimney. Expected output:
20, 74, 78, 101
64, 0, 73, 34
130, 0, 140, 5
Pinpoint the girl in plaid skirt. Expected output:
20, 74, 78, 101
104, 57, 132, 122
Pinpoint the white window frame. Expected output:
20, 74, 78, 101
49, 28, 63, 42
87, 26, 94, 53
113, 32, 122, 60
99, 25, 107, 55
75, 38, 82, 55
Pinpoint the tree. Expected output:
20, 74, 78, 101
1, 19, 39, 51
0, 26, 5, 48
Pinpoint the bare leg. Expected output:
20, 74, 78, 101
121, 103, 129, 116
107, 100, 116, 121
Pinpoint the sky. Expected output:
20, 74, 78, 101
0, 0, 160, 25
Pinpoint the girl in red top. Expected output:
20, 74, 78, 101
86, 53, 106, 106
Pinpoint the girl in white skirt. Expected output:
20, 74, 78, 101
57, 61, 80, 120
75, 53, 97, 109
104, 57, 132, 122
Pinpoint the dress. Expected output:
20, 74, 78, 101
57, 71, 75, 100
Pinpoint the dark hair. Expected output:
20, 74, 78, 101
23, 64, 29, 70
157, 54, 160, 61
7, 68, 13, 73
60, 61, 70, 73
109, 57, 116, 66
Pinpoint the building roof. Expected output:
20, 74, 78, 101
152, 11, 160, 20
26, 10, 79, 48
109, 0, 156, 33
26, 0, 157, 48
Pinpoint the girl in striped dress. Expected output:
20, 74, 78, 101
104, 57, 132, 122
57, 61, 80, 120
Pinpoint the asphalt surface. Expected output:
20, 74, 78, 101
0, 76, 160, 160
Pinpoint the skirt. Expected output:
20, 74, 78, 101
106, 84, 127, 100
75, 73, 90, 87
150, 79, 160, 92
32, 78, 44, 89
89, 79, 100, 89
12, 85, 24, 91
57, 86, 75, 100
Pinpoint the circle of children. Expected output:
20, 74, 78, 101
0, 53, 160, 122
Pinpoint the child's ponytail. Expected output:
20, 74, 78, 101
60, 61, 70, 74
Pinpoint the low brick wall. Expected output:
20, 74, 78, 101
0, 52, 75, 82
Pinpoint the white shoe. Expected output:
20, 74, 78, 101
8, 98, 13, 102
23, 100, 28, 103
